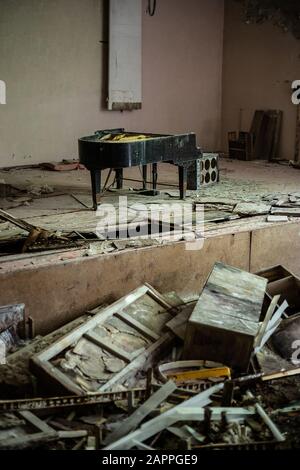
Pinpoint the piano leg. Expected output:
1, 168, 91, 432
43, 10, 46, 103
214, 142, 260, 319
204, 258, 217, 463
142, 165, 147, 190
178, 166, 187, 199
90, 169, 101, 210
152, 163, 158, 191
115, 169, 123, 189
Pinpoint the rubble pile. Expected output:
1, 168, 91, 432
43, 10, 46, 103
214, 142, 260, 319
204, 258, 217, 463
0, 262, 300, 450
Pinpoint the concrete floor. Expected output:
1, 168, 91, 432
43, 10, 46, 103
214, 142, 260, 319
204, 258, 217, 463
0, 158, 300, 191
0, 158, 299, 218
1, 157, 300, 196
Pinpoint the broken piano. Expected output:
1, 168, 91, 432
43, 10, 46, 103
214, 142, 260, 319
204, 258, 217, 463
78, 128, 201, 209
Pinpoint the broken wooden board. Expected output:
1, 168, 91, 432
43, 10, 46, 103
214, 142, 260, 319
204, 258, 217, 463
104, 381, 177, 445
183, 262, 267, 371
254, 295, 281, 351
271, 207, 300, 217
31, 285, 176, 395
104, 383, 223, 450
267, 215, 289, 223
256, 266, 300, 315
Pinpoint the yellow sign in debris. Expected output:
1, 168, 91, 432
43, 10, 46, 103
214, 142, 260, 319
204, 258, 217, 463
166, 366, 231, 382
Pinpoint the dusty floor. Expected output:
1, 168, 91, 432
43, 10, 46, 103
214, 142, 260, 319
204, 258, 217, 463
1, 157, 300, 260
0, 158, 299, 215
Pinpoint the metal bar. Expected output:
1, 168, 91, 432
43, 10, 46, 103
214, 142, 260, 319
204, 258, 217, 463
0, 388, 148, 412
254, 295, 281, 349
120, 177, 179, 188
0, 383, 204, 413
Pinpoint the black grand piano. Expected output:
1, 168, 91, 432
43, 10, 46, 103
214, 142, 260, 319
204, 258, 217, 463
78, 128, 201, 209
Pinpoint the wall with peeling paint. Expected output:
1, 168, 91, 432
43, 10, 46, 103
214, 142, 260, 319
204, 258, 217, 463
0, 0, 224, 166
222, 0, 300, 160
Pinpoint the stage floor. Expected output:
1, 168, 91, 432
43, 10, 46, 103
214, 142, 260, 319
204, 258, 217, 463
1, 158, 299, 334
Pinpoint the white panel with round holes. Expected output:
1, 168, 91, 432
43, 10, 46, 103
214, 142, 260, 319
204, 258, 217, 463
201, 153, 219, 186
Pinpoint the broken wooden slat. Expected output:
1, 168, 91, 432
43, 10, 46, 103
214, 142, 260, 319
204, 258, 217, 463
105, 405, 253, 451
271, 207, 300, 217
182, 425, 206, 443
262, 367, 300, 381
254, 295, 281, 349
258, 324, 282, 353
18, 410, 54, 434
267, 215, 289, 223
167, 426, 192, 440
104, 383, 224, 450
255, 300, 289, 354
255, 403, 285, 442
98, 332, 175, 392
58, 430, 88, 439
132, 440, 154, 450
31, 359, 86, 396
267, 300, 289, 332
0, 208, 35, 233
104, 380, 177, 444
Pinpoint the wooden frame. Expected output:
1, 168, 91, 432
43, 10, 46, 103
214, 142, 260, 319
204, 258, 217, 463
31, 284, 176, 395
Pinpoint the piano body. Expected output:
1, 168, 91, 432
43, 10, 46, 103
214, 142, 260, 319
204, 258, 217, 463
78, 129, 201, 209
